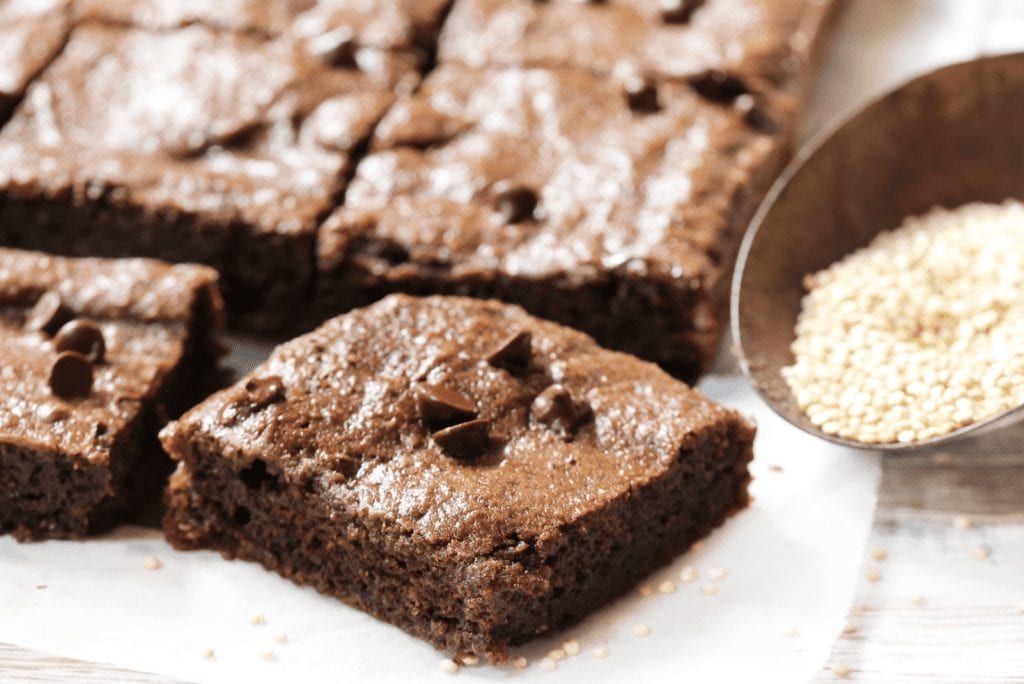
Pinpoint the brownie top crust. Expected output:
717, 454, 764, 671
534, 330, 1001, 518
0, 22, 418, 237
319, 64, 782, 288
440, 0, 832, 89
162, 294, 752, 558
0, 0, 71, 103
75, 0, 452, 52
0, 248, 221, 463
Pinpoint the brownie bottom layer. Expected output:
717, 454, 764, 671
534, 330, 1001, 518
0, 411, 169, 541
164, 422, 753, 658
0, 197, 310, 334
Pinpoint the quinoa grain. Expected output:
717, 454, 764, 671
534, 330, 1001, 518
783, 201, 1024, 444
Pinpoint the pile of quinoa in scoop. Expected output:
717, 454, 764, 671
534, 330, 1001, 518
782, 200, 1024, 445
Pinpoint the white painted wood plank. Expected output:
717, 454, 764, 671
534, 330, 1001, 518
0, 642, 178, 682
817, 442, 1024, 682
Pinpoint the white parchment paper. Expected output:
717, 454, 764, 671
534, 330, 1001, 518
0, 366, 880, 684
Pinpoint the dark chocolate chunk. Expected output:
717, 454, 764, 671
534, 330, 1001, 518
494, 186, 539, 224
660, 0, 704, 23
432, 418, 491, 459
688, 69, 749, 104
625, 80, 661, 113
48, 351, 94, 400
54, 319, 106, 363
417, 383, 477, 429
485, 331, 532, 373
531, 384, 592, 440
26, 291, 73, 337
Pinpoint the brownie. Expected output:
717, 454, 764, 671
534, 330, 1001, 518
315, 64, 788, 382
161, 294, 755, 659
0, 248, 224, 541
74, 0, 454, 57
440, 0, 838, 96
0, 0, 72, 124
0, 22, 419, 332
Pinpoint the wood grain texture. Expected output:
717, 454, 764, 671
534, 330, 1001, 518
815, 431, 1024, 682
0, 642, 177, 682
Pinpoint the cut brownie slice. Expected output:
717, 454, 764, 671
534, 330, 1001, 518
0, 248, 224, 541
440, 0, 838, 96
0, 22, 418, 332
75, 0, 453, 56
0, 0, 72, 123
316, 64, 788, 382
162, 294, 754, 659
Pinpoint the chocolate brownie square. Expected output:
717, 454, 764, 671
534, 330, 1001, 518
0, 0, 71, 123
440, 0, 838, 96
162, 294, 754, 659
315, 64, 788, 382
75, 0, 453, 55
0, 22, 418, 332
0, 248, 224, 541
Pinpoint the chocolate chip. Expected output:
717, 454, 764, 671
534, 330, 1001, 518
245, 376, 285, 408
26, 291, 73, 336
741, 100, 780, 133
688, 69, 749, 104
433, 418, 491, 459
494, 186, 539, 224
531, 384, 592, 440
307, 27, 358, 68
417, 383, 477, 429
48, 351, 94, 400
660, 0, 703, 23
486, 331, 532, 374
625, 80, 661, 114
54, 319, 106, 363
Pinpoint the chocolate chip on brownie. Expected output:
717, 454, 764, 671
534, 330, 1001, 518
494, 186, 540, 224
625, 79, 661, 113
54, 319, 106, 363
417, 384, 478, 429
48, 352, 94, 400
432, 418, 492, 459
530, 384, 592, 440
486, 331, 533, 374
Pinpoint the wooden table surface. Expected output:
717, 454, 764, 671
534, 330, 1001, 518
3, 2, 1024, 682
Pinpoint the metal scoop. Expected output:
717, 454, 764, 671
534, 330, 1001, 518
731, 52, 1024, 452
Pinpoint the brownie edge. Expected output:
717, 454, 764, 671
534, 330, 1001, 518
0, 248, 225, 541
161, 294, 754, 659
